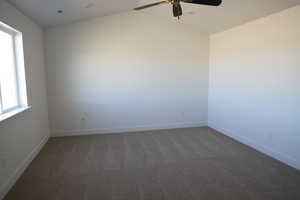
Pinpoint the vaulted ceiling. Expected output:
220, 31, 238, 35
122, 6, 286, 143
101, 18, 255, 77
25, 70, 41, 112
8, 0, 300, 33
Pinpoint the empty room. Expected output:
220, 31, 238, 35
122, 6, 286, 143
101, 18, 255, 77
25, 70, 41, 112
0, 0, 300, 199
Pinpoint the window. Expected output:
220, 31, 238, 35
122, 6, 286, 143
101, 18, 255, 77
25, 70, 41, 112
0, 22, 28, 121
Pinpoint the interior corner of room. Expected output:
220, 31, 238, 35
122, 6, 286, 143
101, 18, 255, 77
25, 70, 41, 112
0, 0, 300, 199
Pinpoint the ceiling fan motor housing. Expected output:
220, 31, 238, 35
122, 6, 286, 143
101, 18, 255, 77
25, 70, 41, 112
173, 3, 183, 17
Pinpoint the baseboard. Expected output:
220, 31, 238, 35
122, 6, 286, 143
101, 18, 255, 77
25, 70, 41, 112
0, 135, 49, 200
208, 122, 300, 171
52, 121, 208, 137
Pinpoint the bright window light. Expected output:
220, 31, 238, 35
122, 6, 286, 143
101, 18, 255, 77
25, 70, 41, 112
0, 21, 28, 119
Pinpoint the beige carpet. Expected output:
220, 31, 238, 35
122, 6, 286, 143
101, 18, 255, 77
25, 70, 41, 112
4, 127, 300, 200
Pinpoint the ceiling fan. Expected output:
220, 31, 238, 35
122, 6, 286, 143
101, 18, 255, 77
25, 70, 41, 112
134, 0, 222, 19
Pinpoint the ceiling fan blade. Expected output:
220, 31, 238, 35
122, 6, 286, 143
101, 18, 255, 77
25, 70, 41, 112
134, 1, 168, 10
181, 0, 222, 6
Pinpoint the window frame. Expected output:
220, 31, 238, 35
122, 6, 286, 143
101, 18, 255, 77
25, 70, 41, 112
0, 21, 29, 121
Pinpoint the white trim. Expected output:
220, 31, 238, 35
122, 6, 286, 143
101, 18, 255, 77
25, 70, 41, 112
12, 31, 22, 107
208, 122, 300, 171
52, 121, 208, 137
0, 21, 28, 116
0, 82, 2, 113
0, 136, 49, 200
0, 22, 17, 35
0, 106, 31, 123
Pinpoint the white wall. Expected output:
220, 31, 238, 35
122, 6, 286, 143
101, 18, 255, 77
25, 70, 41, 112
0, 1, 49, 199
45, 13, 209, 136
209, 5, 300, 170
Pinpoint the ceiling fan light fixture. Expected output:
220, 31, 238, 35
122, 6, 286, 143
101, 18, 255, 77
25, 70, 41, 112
173, 3, 183, 18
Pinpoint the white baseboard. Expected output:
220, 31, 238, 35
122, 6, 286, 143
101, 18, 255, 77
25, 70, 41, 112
208, 122, 300, 171
52, 121, 208, 137
0, 136, 49, 200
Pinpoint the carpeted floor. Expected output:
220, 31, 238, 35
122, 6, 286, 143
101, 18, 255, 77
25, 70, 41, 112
4, 127, 300, 200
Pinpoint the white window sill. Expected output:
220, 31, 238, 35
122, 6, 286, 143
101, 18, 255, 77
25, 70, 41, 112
0, 106, 31, 123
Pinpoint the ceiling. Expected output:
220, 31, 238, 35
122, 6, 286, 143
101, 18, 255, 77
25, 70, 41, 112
8, 0, 137, 27
8, 0, 300, 33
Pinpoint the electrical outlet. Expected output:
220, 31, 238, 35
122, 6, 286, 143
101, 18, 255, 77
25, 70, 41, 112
80, 117, 87, 129
181, 112, 185, 118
